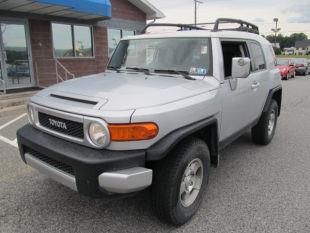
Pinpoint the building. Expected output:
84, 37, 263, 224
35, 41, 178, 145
0, 0, 164, 93
295, 40, 310, 55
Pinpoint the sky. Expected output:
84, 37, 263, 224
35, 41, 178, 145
148, 0, 310, 37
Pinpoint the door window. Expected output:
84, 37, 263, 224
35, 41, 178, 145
221, 41, 250, 78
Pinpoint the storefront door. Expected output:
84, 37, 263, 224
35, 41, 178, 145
0, 20, 34, 91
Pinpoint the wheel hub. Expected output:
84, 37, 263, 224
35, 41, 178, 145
268, 110, 276, 136
184, 176, 195, 193
179, 158, 203, 207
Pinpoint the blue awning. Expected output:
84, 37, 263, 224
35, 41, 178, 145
0, 0, 111, 21
36, 0, 112, 18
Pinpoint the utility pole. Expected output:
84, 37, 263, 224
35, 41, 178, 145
271, 18, 281, 47
194, 0, 203, 25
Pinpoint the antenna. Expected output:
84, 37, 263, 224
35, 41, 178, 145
194, 0, 203, 25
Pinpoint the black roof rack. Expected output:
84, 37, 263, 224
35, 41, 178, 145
141, 23, 205, 34
141, 18, 259, 35
197, 18, 259, 34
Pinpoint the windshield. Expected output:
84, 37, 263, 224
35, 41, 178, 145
108, 38, 212, 76
277, 59, 289, 66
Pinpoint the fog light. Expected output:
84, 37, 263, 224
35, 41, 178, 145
27, 104, 35, 125
88, 122, 109, 147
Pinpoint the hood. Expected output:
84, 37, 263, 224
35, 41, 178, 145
277, 65, 288, 74
277, 65, 288, 70
35, 72, 219, 111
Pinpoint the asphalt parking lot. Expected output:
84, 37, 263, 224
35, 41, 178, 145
0, 75, 310, 233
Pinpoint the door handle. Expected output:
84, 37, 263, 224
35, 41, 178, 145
251, 81, 260, 89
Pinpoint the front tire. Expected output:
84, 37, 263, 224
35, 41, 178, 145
252, 99, 279, 145
152, 138, 210, 226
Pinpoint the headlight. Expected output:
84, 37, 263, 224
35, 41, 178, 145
88, 122, 109, 147
27, 104, 35, 125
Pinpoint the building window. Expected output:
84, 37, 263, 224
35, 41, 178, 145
52, 23, 93, 58
108, 28, 135, 57
74, 26, 93, 57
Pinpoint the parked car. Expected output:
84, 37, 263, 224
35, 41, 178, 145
276, 58, 296, 80
17, 19, 282, 226
291, 58, 310, 76
283, 48, 294, 55
7, 61, 30, 77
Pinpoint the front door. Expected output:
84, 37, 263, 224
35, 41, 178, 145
0, 21, 33, 91
219, 40, 254, 142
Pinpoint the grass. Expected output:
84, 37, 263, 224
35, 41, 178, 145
276, 54, 310, 59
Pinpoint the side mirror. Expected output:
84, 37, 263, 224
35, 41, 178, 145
232, 57, 251, 79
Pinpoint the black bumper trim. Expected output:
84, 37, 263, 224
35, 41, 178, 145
17, 125, 146, 198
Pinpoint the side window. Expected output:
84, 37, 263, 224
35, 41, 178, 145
221, 41, 250, 78
108, 29, 136, 58
248, 42, 266, 71
269, 45, 277, 66
108, 29, 122, 58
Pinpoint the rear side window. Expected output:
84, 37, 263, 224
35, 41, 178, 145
248, 42, 266, 71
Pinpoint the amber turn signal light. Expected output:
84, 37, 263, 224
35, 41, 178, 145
108, 123, 158, 141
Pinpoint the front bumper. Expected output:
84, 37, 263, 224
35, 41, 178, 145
17, 125, 152, 198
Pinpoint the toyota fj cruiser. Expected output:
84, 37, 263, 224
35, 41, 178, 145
17, 19, 282, 226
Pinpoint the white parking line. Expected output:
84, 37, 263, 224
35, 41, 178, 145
0, 113, 27, 148
0, 113, 27, 131
0, 135, 18, 148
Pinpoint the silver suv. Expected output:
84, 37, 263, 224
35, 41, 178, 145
17, 19, 282, 226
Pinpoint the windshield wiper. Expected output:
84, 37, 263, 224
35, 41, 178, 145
107, 66, 122, 73
126, 67, 152, 75
154, 70, 195, 80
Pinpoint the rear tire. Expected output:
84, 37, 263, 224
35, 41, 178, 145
252, 99, 279, 145
152, 138, 210, 226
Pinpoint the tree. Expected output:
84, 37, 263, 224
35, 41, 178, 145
266, 33, 308, 49
289, 33, 308, 44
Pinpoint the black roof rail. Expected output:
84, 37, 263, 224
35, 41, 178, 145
213, 18, 259, 34
141, 18, 259, 35
194, 18, 259, 34
141, 23, 205, 34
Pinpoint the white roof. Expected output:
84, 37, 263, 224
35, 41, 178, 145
129, 0, 165, 20
124, 30, 270, 44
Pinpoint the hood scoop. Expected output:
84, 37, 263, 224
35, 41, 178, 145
50, 94, 98, 105
49, 92, 108, 110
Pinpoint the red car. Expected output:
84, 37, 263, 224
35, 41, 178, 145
277, 58, 296, 80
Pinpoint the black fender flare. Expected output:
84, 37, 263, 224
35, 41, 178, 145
146, 117, 219, 166
263, 86, 282, 115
